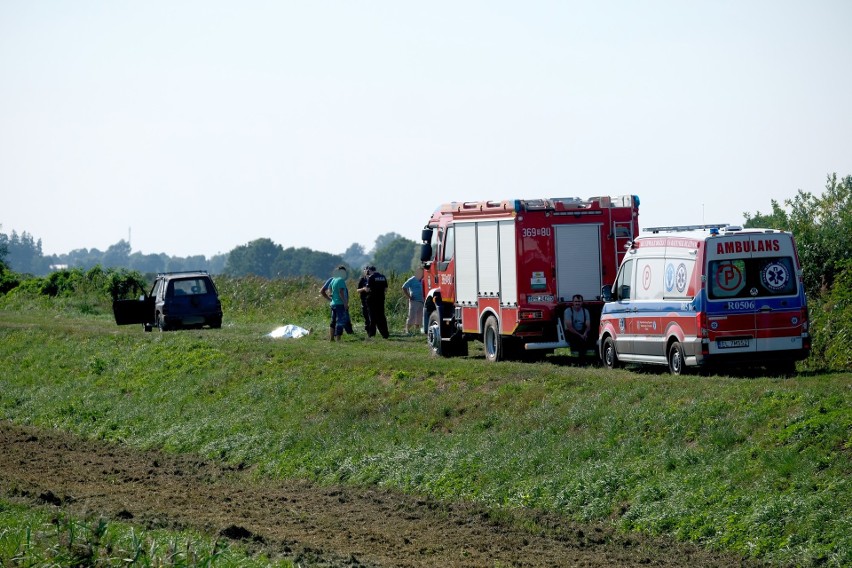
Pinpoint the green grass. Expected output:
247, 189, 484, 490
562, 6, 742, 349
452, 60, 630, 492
0, 284, 850, 567
0, 500, 293, 567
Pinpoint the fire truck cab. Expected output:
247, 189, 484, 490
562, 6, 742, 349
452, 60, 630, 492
419, 195, 640, 362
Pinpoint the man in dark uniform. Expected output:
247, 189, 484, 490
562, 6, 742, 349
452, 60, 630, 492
363, 265, 389, 339
356, 266, 373, 336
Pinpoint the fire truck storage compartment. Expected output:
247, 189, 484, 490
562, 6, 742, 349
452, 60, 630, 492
455, 220, 518, 307
555, 224, 602, 302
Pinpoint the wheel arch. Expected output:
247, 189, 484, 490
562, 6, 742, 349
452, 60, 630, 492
664, 323, 687, 353
479, 308, 499, 334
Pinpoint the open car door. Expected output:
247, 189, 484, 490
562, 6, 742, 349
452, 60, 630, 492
112, 280, 154, 326
113, 296, 154, 325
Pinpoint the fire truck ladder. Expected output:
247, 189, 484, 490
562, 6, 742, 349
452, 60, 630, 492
612, 221, 634, 264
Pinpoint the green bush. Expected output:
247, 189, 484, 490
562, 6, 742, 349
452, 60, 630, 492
808, 261, 852, 370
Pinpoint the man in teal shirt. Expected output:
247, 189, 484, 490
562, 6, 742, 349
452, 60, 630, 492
321, 265, 350, 341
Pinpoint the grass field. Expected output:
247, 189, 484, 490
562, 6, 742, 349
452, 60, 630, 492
0, 278, 850, 566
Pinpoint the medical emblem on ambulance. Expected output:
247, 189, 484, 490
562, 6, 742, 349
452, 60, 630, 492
665, 263, 675, 292
676, 263, 687, 293
761, 262, 790, 292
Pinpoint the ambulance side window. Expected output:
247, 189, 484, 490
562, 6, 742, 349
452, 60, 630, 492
615, 260, 633, 301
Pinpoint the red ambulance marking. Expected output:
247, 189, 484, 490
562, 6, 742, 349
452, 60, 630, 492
642, 265, 652, 290
716, 239, 781, 255
716, 263, 743, 291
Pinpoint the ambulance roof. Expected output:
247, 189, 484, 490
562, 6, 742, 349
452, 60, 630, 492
640, 225, 789, 241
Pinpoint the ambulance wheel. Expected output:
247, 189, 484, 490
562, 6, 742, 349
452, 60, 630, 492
601, 336, 620, 369
483, 315, 503, 363
667, 341, 685, 375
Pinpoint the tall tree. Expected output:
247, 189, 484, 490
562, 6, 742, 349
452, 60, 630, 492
273, 247, 344, 279
342, 243, 370, 270
373, 237, 418, 275
372, 232, 405, 254
225, 238, 283, 278
3, 231, 44, 274
0, 226, 9, 270
103, 240, 131, 268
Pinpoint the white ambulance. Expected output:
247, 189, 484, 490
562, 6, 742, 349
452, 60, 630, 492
598, 225, 811, 375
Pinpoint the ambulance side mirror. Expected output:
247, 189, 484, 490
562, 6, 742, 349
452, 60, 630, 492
601, 285, 613, 302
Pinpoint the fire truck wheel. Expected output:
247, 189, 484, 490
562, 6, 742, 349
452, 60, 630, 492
483, 315, 502, 363
667, 341, 685, 375
601, 336, 620, 369
427, 310, 444, 357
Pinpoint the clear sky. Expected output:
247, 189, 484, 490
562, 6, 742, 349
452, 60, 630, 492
2, 1, 851, 259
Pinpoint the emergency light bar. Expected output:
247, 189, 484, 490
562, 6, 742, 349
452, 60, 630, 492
644, 224, 729, 234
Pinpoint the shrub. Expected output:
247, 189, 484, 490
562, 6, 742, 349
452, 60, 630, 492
807, 260, 852, 371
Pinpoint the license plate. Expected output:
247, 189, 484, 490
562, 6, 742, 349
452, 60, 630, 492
717, 338, 750, 349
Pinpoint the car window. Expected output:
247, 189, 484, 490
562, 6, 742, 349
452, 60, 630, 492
708, 256, 797, 300
615, 259, 633, 300
173, 278, 209, 296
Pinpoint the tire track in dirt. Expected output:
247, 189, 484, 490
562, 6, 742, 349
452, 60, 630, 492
0, 421, 763, 567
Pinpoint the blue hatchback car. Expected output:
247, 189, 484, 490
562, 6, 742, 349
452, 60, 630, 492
113, 271, 223, 331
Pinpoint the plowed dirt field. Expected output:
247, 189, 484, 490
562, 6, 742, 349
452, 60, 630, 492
0, 421, 763, 567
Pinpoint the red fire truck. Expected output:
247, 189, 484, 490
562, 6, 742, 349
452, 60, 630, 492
419, 195, 640, 361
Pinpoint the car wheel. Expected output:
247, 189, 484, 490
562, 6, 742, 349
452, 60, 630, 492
668, 341, 685, 375
602, 336, 620, 369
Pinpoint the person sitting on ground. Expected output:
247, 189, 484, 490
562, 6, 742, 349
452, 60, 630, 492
563, 294, 592, 358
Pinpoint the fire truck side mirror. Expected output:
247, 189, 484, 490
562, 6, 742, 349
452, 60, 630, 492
420, 243, 433, 263
421, 228, 433, 242
601, 284, 613, 302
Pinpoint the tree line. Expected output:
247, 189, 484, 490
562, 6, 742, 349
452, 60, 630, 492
0, 231, 420, 280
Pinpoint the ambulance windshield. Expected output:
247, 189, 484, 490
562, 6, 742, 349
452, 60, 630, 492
708, 256, 797, 300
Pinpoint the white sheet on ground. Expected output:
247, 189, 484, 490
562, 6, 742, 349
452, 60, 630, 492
267, 325, 310, 339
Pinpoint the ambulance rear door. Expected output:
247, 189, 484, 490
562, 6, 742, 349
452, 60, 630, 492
705, 232, 803, 356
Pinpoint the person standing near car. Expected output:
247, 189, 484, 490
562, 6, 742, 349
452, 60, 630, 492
321, 265, 351, 341
401, 267, 424, 334
360, 266, 389, 339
